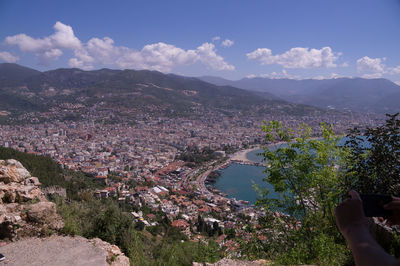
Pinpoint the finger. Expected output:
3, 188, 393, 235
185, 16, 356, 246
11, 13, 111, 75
349, 190, 361, 201
384, 201, 400, 210
392, 196, 400, 201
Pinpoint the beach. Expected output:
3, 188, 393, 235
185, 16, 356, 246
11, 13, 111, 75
230, 141, 288, 163
230, 146, 261, 163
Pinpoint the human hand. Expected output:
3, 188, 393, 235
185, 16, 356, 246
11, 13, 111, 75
384, 196, 400, 226
335, 190, 368, 238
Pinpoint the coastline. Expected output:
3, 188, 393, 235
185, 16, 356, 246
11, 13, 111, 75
230, 138, 322, 164
201, 137, 330, 206
229, 140, 288, 164
230, 146, 261, 163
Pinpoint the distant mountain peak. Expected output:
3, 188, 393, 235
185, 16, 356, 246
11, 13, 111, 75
198, 75, 400, 114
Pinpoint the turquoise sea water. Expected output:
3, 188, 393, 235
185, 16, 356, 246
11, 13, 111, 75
212, 163, 274, 205
213, 148, 278, 205
245, 149, 264, 163
213, 137, 361, 205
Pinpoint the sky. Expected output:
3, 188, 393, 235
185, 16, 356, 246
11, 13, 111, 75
1, 0, 400, 83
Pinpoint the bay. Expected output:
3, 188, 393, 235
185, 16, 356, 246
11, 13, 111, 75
212, 137, 359, 206
213, 160, 279, 205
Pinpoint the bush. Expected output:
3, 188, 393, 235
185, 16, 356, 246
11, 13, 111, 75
256, 121, 350, 264
343, 113, 400, 195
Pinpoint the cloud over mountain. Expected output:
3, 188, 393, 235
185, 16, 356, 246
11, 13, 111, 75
357, 56, 385, 74
5, 22, 234, 72
246, 46, 340, 69
0, 51, 19, 63
5, 22, 81, 65
356, 56, 400, 78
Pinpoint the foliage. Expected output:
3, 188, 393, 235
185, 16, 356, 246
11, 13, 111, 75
178, 146, 217, 164
0, 146, 222, 264
55, 196, 222, 265
256, 121, 350, 264
221, 144, 237, 154
197, 215, 222, 237
343, 113, 400, 195
0, 146, 103, 199
0, 146, 65, 187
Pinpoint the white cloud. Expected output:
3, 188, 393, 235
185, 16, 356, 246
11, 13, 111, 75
394, 81, 400, 86
221, 39, 234, 48
0, 51, 19, 63
196, 42, 235, 71
246, 74, 256, 79
388, 65, 400, 75
254, 69, 299, 79
211, 36, 221, 42
356, 56, 400, 77
310, 73, 351, 80
5, 21, 81, 65
354, 55, 400, 78
247, 46, 340, 69
116, 42, 199, 72
68, 58, 93, 70
329, 73, 351, 79
5, 22, 234, 71
50, 22, 81, 49
362, 73, 383, 79
70, 39, 234, 72
356, 56, 385, 73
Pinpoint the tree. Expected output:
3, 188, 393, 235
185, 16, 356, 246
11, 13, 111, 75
256, 121, 349, 264
343, 113, 400, 195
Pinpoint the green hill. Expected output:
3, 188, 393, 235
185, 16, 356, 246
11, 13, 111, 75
0, 63, 327, 119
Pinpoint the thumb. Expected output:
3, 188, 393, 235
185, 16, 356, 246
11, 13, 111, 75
349, 190, 361, 201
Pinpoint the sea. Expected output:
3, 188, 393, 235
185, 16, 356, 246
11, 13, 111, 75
212, 137, 360, 205
212, 149, 272, 205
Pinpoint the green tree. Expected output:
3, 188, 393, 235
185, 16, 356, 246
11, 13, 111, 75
343, 113, 400, 195
256, 121, 350, 264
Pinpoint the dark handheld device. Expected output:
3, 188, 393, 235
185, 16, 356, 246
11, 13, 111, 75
360, 194, 393, 218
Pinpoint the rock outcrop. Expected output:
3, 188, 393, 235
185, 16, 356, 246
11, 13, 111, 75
90, 238, 131, 266
0, 159, 130, 265
0, 159, 64, 240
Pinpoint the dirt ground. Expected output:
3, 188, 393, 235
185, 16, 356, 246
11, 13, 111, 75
0, 236, 109, 266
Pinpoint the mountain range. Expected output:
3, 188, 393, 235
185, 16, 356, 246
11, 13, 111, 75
0, 63, 325, 121
199, 76, 400, 114
2, 63, 397, 123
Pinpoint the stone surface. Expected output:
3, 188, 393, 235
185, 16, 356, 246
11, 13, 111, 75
0, 159, 63, 240
0, 160, 129, 265
0, 236, 129, 266
25, 176, 41, 186
90, 238, 130, 266
0, 159, 31, 184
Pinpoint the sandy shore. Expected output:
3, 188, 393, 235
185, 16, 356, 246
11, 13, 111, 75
231, 146, 261, 162
230, 141, 291, 163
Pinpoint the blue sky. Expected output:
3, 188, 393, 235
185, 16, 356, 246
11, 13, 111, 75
1, 0, 400, 82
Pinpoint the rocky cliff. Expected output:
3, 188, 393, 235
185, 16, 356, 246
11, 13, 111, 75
0, 159, 129, 265
0, 159, 63, 240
